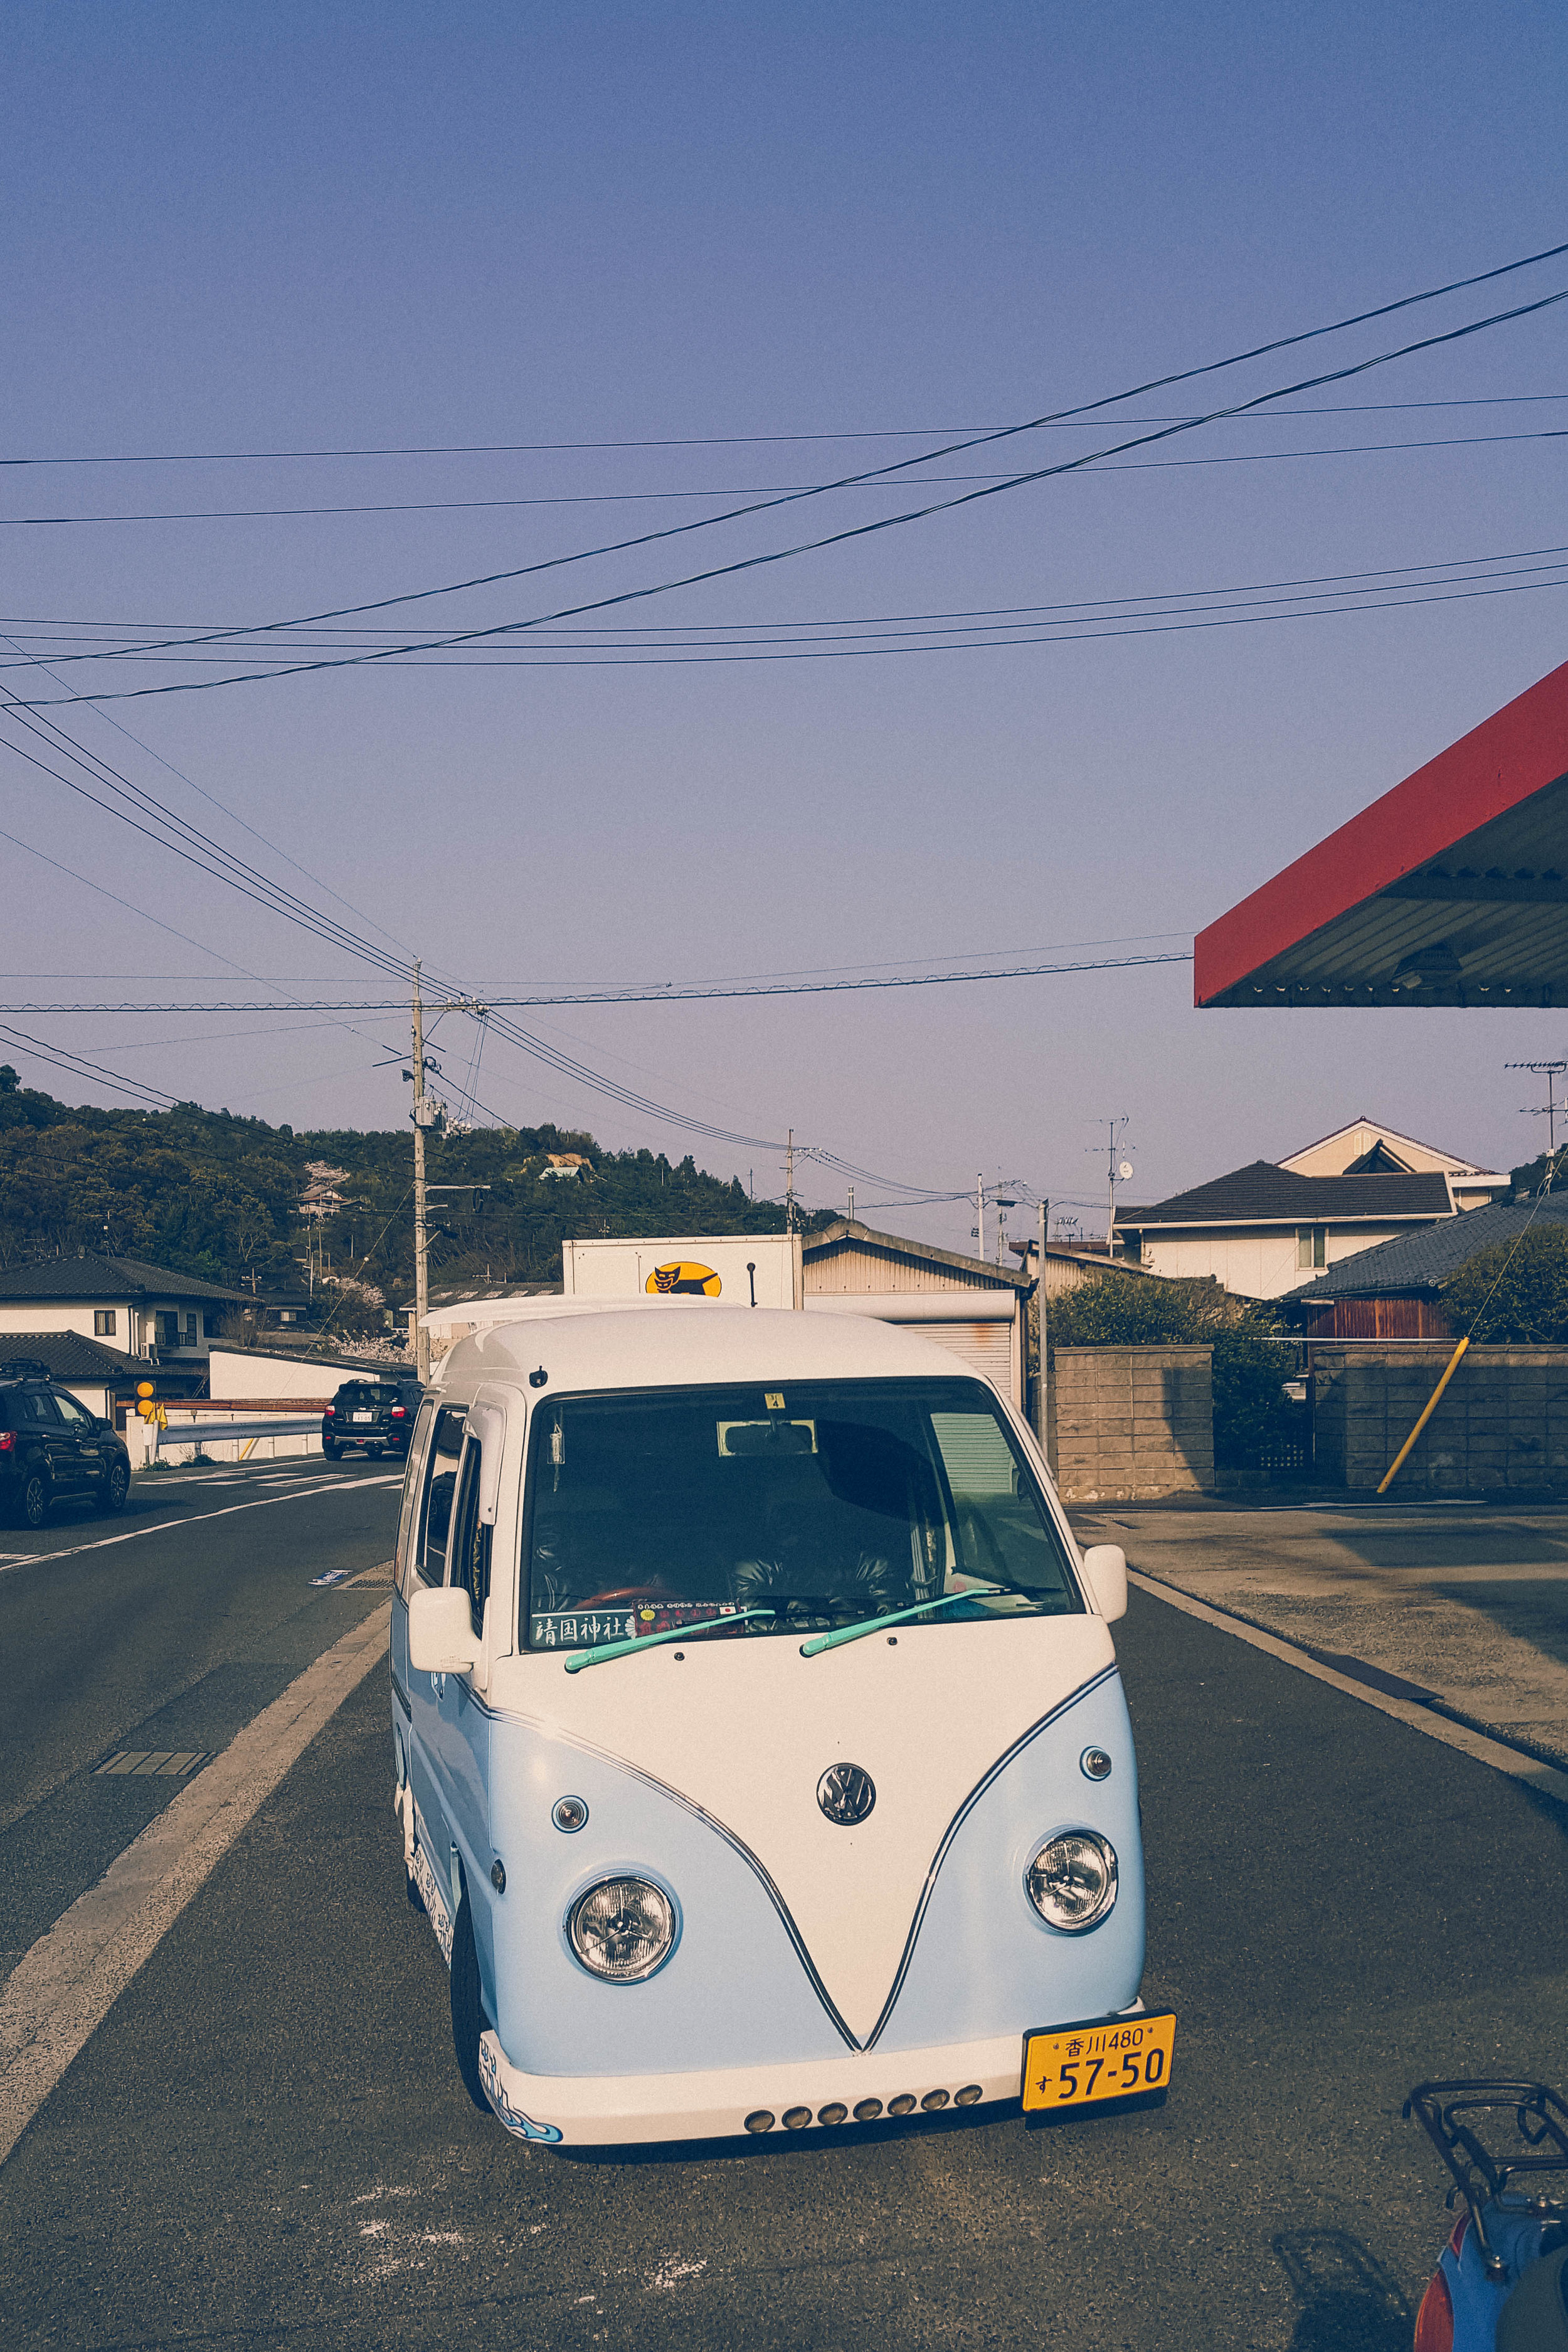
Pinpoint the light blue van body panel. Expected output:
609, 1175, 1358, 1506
395, 1626, 1147, 2080
484, 1714, 853, 2074
867, 1671, 1144, 2052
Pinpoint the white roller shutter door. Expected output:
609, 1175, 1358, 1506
903, 1316, 1014, 1396
804, 1292, 1020, 1402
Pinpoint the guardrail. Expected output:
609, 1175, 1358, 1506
133, 1412, 325, 1466
153, 1415, 322, 1451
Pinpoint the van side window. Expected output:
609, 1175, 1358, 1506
415, 1405, 467, 1586
395, 1399, 437, 1597
448, 1437, 492, 1640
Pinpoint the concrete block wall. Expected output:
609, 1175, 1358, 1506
1052, 1345, 1214, 1502
1311, 1347, 1568, 1492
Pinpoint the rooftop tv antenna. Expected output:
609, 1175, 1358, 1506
1508, 1059, 1568, 1154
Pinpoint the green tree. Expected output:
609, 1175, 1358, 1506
1441, 1224, 1568, 1343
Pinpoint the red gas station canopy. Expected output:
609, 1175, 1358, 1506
1195, 659, 1568, 1008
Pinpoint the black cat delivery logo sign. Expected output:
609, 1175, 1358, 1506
646, 1261, 721, 1296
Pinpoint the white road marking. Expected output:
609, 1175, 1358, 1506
1128, 1569, 1568, 1802
0, 1476, 402, 1576
0, 1601, 391, 2168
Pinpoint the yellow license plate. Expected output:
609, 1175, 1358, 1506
1022, 2011, 1175, 2113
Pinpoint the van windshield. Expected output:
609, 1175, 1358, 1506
521, 1377, 1082, 1651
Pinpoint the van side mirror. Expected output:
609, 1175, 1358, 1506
408, 1586, 479, 1673
1080, 1544, 1128, 1622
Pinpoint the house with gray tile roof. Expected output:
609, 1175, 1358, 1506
0, 1330, 160, 1419
1285, 1192, 1568, 1336
0, 1250, 248, 1377
1114, 1159, 1459, 1300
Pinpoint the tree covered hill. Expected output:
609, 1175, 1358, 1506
0, 1068, 810, 1300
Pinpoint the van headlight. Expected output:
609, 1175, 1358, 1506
566, 1876, 676, 1981
1025, 1833, 1118, 1932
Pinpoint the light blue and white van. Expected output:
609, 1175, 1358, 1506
390, 1301, 1170, 2147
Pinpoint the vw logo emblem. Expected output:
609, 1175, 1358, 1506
817, 1762, 876, 1826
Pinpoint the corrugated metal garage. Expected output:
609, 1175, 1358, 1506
802, 1220, 1027, 1404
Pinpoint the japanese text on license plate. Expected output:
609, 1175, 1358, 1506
1022, 2012, 1175, 2112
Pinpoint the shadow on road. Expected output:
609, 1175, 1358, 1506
1273, 2228, 1411, 2351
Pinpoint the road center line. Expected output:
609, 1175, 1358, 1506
0, 1601, 391, 2169
0, 1476, 403, 1576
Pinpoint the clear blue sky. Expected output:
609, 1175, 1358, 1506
4, 2, 1567, 1245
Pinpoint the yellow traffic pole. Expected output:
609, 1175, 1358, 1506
1376, 1334, 1470, 1495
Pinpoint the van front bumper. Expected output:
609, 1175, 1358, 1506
476, 2015, 1138, 2148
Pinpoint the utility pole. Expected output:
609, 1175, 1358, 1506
404, 967, 491, 1384
995, 1185, 1016, 1266
412, 963, 430, 1384
847, 1185, 854, 1224
975, 1173, 985, 1259
1090, 1118, 1133, 1257
1036, 1197, 1051, 1468
785, 1130, 796, 1234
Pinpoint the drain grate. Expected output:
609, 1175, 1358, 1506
94, 1750, 211, 1778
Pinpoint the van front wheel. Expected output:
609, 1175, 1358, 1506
450, 1888, 490, 2114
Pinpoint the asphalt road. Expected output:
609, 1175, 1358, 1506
0, 1456, 401, 1983
3, 1510, 1567, 2349
1074, 1496, 1568, 1769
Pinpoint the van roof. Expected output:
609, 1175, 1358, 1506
438, 1301, 985, 1397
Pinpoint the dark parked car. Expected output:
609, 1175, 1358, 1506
322, 1377, 424, 1461
0, 1359, 132, 1527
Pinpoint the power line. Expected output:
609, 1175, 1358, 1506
0, 925, 1194, 981
0, 686, 801, 1153
6, 425, 1565, 527
21, 273, 1568, 710
14, 565, 1562, 680
0, 635, 415, 964
0, 682, 795, 1152
0, 949, 1194, 1014
0, 1023, 177, 1107
8, 536, 1564, 648
6, 385, 1568, 467
0, 692, 411, 980
0, 682, 797, 1152
16, 240, 1568, 699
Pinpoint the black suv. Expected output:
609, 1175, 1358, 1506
0, 1360, 133, 1527
322, 1377, 424, 1461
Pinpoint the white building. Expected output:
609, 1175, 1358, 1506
1278, 1117, 1508, 1212
1115, 1162, 1459, 1300
0, 1250, 250, 1374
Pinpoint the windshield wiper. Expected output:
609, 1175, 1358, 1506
563, 1606, 775, 1674
798, 1585, 1003, 1658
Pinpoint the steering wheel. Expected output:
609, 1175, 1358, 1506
577, 1584, 679, 1606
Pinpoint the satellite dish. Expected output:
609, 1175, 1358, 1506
1118, 1162, 1134, 1182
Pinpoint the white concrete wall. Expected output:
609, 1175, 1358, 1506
61, 1381, 114, 1421
206, 1348, 352, 1401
